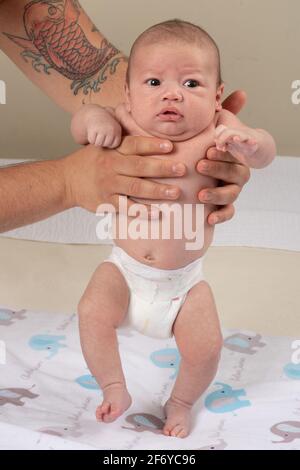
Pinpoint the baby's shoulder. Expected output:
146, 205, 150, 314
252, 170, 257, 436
115, 103, 148, 137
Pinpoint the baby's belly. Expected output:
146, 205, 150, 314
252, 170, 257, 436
114, 210, 214, 269
113, 170, 217, 270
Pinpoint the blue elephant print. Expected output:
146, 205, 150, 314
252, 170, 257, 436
204, 382, 251, 413
150, 348, 181, 379
75, 374, 100, 390
0, 308, 26, 326
283, 362, 300, 380
223, 333, 266, 355
29, 334, 66, 359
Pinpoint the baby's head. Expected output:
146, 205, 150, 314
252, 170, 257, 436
125, 19, 224, 141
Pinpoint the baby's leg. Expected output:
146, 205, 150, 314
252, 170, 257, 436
164, 281, 222, 438
78, 261, 131, 423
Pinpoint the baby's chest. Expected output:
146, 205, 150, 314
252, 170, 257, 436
156, 130, 217, 202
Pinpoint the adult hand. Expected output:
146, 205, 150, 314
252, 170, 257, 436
63, 136, 186, 214
197, 90, 250, 225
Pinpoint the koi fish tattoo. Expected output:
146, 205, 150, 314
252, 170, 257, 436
3, 0, 121, 95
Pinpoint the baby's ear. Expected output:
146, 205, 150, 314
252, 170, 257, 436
216, 83, 224, 112
124, 83, 131, 112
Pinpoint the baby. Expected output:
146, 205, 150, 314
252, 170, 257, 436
72, 19, 276, 438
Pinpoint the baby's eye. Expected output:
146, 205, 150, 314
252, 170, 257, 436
183, 79, 200, 88
146, 78, 160, 87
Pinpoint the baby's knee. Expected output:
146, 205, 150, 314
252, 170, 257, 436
208, 333, 223, 365
183, 332, 223, 368
77, 290, 126, 330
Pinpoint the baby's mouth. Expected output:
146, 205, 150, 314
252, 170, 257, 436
157, 108, 183, 122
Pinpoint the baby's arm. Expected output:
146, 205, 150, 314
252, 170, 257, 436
71, 104, 122, 148
215, 109, 276, 169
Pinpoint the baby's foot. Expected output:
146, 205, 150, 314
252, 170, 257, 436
163, 397, 192, 438
96, 383, 132, 423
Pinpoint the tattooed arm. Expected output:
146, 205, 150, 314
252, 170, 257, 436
0, 0, 183, 232
0, 0, 127, 113
0, 0, 250, 230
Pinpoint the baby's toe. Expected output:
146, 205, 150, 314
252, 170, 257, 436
103, 403, 122, 423
171, 425, 188, 438
96, 401, 110, 421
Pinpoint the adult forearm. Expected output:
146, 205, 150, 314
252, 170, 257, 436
0, 0, 128, 114
0, 159, 72, 232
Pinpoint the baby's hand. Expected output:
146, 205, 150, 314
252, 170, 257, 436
86, 107, 122, 149
215, 125, 259, 162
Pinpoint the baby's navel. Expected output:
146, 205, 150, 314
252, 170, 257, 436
144, 253, 155, 262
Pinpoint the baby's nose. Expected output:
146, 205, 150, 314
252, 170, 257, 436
162, 86, 183, 101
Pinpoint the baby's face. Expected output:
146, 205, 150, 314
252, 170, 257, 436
126, 42, 224, 141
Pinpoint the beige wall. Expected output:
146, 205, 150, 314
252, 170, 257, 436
0, 0, 299, 159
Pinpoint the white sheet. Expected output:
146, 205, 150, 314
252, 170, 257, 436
1, 157, 300, 251
1, 305, 300, 450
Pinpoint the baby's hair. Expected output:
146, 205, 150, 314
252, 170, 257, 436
126, 19, 222, 86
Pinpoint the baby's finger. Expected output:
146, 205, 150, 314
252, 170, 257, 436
88, 130, 97, 145
215, 128, 238, 147
215, 124, 228, 138
232, 131, 251, 143
95, 134, 105, 147
103, 134, 115, 148
111, 135, 122, 149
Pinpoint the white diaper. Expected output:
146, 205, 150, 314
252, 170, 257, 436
103, 245, 204, 339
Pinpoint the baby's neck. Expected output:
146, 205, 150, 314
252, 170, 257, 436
115, 103, 217, 142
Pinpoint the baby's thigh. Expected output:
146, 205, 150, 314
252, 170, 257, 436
78, 262, 129, 327
173, 281, 222, 363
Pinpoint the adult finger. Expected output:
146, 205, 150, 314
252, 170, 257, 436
206, 146, 241, 163
197, 159, 251, 186
207, 204, 235, 226
222, 90, 247, 115
109, 152, 186, 178
109, 194, 160, 219
114, 174, 181, 200
117, 135, 173, 156
198, 184, 241, 206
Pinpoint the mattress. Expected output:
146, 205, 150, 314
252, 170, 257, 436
1, 156, 300, 251
1, 305, 300, 450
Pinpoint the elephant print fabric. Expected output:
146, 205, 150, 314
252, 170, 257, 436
150, 348, 181, 379
0, 308, 27, 326
223, 333, 266, 354
0, 388, 39, 407
198, 439, 228, 450
204, 383, 251, 413
271, 421, 300, 444
75, 375, 100, 390
29, 334, 66, 359
283, 362, 300, 380
122, 413, 165, 434
1, 304, 300, 450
